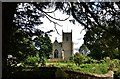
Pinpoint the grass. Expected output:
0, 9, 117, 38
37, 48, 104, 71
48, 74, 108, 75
46, 62, 109, 74
79, 63, 108, 74
16, 60, 113, 74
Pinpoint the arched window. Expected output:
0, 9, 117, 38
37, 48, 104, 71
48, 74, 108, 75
54, 49, 58, 58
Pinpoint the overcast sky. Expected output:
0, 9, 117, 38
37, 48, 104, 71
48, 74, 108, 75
35, 10, 86, 53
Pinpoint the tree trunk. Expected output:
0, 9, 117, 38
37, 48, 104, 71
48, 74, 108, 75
2, 2, 18, 73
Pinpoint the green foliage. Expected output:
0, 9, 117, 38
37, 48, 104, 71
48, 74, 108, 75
4, 3, 53, 66
84, 25, 120, 60
46, 62, 109, 74
80, 64, 108, 74
69, 56, 74, 63
24, 54, 40, 66
14, 56, 120, 76
23, 52, 49, 67
112, 59, 120, 68
103, 57, 111, 64
7, 29, 36, 62
82, 3, 120, 60
68, 55, 120, 75
79, 44, 90, 55
7, 31, 53, 66
34, 34, 53, 58
70, 53, 97, 66
73, 53, 86, 65
99, 57, 120, 71
40, 56, 47, 67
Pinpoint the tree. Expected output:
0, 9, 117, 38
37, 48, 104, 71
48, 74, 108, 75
2, 3, 20, 73
21, 33, 52, 66
73, 53, 85, 66
34, 33, 52, 59
2, 2, 53, 67
69, 2, 120, 60
5, 2, 45, 63
79, 44, 90, 55
9, 29, 36, 61
84, 25, 120, 60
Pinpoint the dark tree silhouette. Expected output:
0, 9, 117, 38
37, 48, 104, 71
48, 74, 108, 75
2, 2, 19, 72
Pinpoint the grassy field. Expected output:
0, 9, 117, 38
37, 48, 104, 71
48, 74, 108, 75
17, 62, 109, 74
46, 62, 109, 74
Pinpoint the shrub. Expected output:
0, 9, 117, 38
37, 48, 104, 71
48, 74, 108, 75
69, 56, 74, 63
40, 56, 47, 67
112, 59, 120, 68
70, 53, 97, 66
103, 57, 111, 64
73, 53, 85, 65
24, 55, 39, 66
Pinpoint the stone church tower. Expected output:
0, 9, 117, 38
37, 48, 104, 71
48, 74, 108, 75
50, 30, 73, 60
62, 30, 73, 60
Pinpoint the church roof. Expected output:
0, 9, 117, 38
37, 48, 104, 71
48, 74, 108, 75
53, 39, 62, 48
54, 39, 58, 43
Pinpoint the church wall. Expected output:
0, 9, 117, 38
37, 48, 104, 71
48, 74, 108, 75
62, 42, 73, 60
52, 42, 62, 59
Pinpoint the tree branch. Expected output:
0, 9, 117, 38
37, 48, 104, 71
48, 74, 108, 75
81, 2, 109, 32
44, 13, 62, 35
70, 2, 102, 35
42, 7, 57, 13
45, 14, 63, 27
54, 23, 61, 35
70, 2, 90, 30
33, 3, 70, 21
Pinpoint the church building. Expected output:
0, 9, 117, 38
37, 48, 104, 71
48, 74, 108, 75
50, 30, 73, 60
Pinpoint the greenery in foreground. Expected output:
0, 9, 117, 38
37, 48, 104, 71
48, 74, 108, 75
46, 54, 120, 74
10, 53, 120, 75
6, 53, 120, 79
46, 62, 108, 74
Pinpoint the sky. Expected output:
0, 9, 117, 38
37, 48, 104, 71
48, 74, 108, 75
35, 10, 86, 53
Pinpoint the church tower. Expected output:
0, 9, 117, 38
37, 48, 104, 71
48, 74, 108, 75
62, 30, 73, 60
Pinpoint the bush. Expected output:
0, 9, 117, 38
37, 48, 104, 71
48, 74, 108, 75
70, 53, 97, 66
112, 59, 120, 68
101, 57, 120, 70
40, 56, 47, 67
103, 57, 111, 64
24, 55, 38, 66
73, 53, 88, 65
